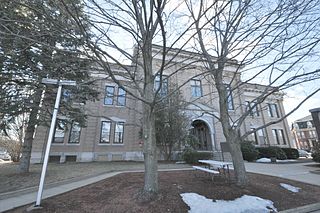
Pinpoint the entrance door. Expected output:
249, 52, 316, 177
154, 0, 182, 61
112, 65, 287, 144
190, 120, 212, 150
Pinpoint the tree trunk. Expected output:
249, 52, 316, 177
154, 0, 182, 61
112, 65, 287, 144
18, 88, 43, 173
143, 102, 158, 195
227, 131, 248, 186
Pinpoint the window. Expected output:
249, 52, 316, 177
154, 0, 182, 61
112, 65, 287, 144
62, 89, 71, 102
272, 129, 280, 145
114, 122, 124, 144
297, 122, 307, 129
100, 121, 111, 143
250, 128, 265, 145
53, 120, 66, 143
251, 128, 258, 145
257, 129, 265, 144
117, 88, 126, 106
68, 122, 81, 144
268, 103, 279, 118
104, 86, 115, 105
190, 79, 202, 97
154, 75, 168, 96
278, 129, 286, 145
245, 101, 259, 117
225, 85, 234, 110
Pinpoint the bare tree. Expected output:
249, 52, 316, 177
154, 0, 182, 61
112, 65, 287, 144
0, 115, 27, 162
57, 0, 210, 197
185, 0, 320, 185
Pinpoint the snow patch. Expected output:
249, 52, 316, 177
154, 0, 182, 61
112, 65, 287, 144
256, 158, 271, 163
256, 158, 297, 163
181, 193, 277, 213
280, 183, 300, 193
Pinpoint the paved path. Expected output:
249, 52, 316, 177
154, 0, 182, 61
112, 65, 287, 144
1, 161, 319, 212
245, 161, 320, 186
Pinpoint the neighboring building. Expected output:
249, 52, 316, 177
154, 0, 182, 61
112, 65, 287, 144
310, 108, 320, 142
31, 46, 292, 163
292, 115, 318, 151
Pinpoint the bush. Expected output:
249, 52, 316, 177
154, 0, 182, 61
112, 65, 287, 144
281, 148, 299, 159
240, 141, 259, 162
182, 149, 212, 164
256, 146, 287, 160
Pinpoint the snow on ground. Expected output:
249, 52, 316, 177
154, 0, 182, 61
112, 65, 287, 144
280, 183, 300, 193
256, 158, 271, 163
181, 193, 277, 213
256, 158, 297, 163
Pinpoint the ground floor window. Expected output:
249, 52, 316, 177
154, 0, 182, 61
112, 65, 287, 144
68, 122, 81, 144
100, 121, 111, 143
114, 122, 124, 144
53, 120, 66, 143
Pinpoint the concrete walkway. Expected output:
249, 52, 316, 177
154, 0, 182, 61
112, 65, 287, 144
1, 161, 319, 212
245, 161, 320, 186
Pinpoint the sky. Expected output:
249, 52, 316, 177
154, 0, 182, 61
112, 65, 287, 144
85, 0, 320, 126
283, 86, 320, 125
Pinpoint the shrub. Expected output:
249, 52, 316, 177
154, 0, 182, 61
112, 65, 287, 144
256, 146, 287, 160
240, 141, 259, 162
182, 149, 212, 164
281, 148, 299, 159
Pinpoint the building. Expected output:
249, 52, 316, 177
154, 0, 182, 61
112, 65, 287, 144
30, 46, 292, 163
292, 115, 318, 151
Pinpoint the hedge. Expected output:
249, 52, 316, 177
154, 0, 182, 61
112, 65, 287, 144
256, 146, 287, 160
281, 148, 299, 159
182, 149, 212, 164
240, 141, 259, 162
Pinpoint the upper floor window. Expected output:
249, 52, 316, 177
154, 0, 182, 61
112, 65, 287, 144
154, 75, 168, 96
114, 122, 124, 144
191, 79, 202, 97
104, 86, 115, 105
100, 121, 111, 143
245, 101, 259, 117
268, 103, 279, 118
68, 122, 81, 144
225, 85, 234, 110
62, 89, 72, 102
117, 88, 126, 106
297, 122, 307, 129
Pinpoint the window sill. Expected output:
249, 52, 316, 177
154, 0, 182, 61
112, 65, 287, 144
103, 104, 126, 108
98, 143, 111, 145
67, 143, 80, 145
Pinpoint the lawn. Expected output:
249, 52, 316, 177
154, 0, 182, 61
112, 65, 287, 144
8, 170, 320, 213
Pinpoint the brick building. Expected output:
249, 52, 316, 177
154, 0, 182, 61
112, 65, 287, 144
31, 46, 292, 163
292, 115, 318, 151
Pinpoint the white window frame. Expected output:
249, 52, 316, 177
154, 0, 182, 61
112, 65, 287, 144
190, 79, 202, 97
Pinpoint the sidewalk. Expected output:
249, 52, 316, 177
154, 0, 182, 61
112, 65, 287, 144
245, 161, 320, 186
1, 161, 319, 212
0, 168, 192, 212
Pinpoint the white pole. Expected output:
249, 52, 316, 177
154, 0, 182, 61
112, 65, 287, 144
35, 84, 63, 206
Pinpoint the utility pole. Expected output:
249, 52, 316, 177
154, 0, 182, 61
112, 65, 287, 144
34, 78, 76, 207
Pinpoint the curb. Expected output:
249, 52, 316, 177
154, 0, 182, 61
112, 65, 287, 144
279, 202, 320, 213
